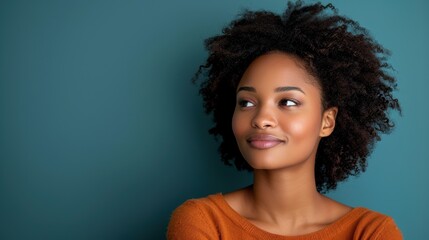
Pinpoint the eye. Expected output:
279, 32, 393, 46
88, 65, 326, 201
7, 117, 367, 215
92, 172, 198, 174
279, 99, 299, 107
238, 100, 255, 108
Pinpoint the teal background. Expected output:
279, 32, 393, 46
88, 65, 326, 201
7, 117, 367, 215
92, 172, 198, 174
0, 0, 427, 239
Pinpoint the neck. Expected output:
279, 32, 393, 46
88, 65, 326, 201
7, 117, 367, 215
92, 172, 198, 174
248, 164, 325, 224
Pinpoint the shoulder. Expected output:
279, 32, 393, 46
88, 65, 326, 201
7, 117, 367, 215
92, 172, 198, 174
167, 194, 222, 240
350, 208, 403, 240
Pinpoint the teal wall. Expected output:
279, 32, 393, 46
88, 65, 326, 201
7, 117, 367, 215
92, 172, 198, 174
1, 0, 427, 239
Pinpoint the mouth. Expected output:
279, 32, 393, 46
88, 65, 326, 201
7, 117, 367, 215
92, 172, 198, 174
246, 134, 285, 150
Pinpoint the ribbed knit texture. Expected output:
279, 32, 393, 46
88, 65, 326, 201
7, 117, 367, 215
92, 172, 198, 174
167, 194, 402, 240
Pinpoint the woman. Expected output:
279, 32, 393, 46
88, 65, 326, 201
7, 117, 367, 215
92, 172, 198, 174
168, 2, 402, 239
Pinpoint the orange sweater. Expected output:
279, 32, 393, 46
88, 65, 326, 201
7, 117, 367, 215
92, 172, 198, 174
167, 194, 402, 240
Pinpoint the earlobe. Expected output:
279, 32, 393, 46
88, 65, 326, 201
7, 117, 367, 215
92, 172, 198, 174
320, 107, 338, 137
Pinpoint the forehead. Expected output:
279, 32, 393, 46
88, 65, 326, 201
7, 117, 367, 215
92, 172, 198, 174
238, 52, 319, 88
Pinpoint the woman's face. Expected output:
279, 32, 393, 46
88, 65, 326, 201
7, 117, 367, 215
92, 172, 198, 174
232, 52, 336, 170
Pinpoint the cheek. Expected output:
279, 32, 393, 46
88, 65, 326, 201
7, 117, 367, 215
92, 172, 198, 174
232, 110, 249, 141
286, 114, 322, 140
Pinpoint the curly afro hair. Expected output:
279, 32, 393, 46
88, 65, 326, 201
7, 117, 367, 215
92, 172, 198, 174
194, 1, 401, 192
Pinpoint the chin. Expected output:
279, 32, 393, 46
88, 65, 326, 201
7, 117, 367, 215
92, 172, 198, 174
244, 153, 312, 171
245, 157, 286, 170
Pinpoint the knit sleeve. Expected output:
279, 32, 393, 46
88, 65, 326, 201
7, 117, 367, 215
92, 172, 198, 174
167, 200, 219, 240
375, 217, 403, 240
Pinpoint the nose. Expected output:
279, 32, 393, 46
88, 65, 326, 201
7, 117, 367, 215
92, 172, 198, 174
251, 106, 277, 129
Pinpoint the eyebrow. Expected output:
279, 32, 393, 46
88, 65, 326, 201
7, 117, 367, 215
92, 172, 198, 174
236, 86, 305, 94
275, 86, 305, 95
236, 86, 256, 93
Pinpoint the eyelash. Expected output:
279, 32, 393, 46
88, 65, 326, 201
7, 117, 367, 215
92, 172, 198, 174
238, 100, 255, 108
237, 99, 300, 108
279, 99, 300, 107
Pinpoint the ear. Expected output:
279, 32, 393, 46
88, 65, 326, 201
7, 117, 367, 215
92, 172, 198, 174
320, 107, 338, 137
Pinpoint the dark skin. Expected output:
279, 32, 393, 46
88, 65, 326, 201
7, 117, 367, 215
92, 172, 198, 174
223, 52, 351, 236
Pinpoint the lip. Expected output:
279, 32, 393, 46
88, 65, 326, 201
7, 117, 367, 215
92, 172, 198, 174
246, 134, 285, 149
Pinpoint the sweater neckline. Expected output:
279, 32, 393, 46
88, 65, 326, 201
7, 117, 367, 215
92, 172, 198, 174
208, 193, 367, 240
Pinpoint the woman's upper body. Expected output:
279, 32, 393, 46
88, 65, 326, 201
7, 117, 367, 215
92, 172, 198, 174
167, 192, 402, 240
168, 2, 402, 239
